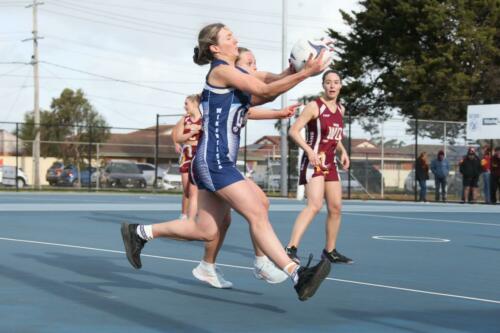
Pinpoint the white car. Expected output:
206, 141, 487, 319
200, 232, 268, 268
1, 166, 29, 188
136, 163, 167, 187
162, 169, 182, 190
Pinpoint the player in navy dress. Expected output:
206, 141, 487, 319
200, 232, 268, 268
121, 23, 330, 301
192, 47, 299, 288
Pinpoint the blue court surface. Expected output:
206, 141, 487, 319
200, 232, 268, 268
1, 192, 499, 333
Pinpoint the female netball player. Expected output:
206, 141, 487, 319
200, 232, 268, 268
285, 70, 353, 265
192, 46, 297, 288
172, 94, 202, 220
121, 23, 331, 301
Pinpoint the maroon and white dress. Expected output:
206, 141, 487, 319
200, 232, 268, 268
179, 115, 202, 174
299, 98, 344, 185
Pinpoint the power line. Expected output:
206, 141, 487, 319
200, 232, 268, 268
54, 0, 281, 27
0, 63, 27, 77
54, 0, 280, 45
49, 2, 192, 38
40, 60, 187, 95
3, 73, 202, 84
123, 0, 340, 26
40, 64, 187, 118
40, 8, 279, 51
40, 9, 192, 40
4, 66, 31, 121
42, 39, 205, 74
138, 0, 280, 19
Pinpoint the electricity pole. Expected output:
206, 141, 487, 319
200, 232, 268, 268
24, 0, 44, 189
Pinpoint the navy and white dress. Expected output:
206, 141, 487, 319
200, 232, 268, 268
192, 60, 251, 192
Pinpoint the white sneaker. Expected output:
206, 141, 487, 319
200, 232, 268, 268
179, 214, 188, 220
192, 262, 233, 289
253, 256, 288, 284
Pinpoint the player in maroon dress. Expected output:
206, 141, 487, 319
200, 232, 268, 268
173, 94, 202, 220
286, 70, 353, 264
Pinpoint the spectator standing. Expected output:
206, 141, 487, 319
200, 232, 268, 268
490, 147, 500, 204
416, 152, 429, 202
459, 147, 482, 203
430, 150, 450, 202
480, 146, 491, 204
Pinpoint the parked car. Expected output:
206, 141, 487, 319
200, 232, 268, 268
99, 161, 147, 189
162, 168, 182, 190
80, 167, 97, 186
58, 165, 97, 187
58, 165, 79, 186
1, 166, 29, 188
136, 163, 166, 187
46, 161, 64, 185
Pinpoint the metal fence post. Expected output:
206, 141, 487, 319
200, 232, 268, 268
96, 143, 100, 190
347, 108, 352, 199
88, 124, 92, 192
380, 118, 385, 199
154, 114, 159, 189
16, 123, 19, 192
414, 114, 419, 202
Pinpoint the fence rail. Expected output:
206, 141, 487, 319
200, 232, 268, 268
1, 119, 497, 203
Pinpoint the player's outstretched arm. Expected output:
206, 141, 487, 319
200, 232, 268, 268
247, 103, 300, 120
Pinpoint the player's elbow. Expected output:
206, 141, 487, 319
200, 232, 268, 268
254, 85, 276, 100
288, 129, 298, 140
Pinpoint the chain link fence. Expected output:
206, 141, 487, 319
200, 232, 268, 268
1, 118, 498, 202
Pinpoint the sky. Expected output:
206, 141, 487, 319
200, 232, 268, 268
0, 0, 363, 144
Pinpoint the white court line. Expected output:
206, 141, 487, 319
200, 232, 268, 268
372, 235, 450, 242
1, 236, 499, 305
344, 212, 500, 227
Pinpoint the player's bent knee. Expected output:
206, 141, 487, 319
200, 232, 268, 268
327, 202, 342, 214
262, 197, 270, 210
308, 201, 323, 214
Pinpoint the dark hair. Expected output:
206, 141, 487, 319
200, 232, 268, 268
322, 70, 341, 84
193, 23, 226, 65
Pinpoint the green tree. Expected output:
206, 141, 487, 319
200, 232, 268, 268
328, 0, 499, 136
19, 88, 110, 181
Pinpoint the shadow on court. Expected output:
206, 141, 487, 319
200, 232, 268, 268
466, 245, 500, 252
332, 307, 500, 333
11, 251, 284, 313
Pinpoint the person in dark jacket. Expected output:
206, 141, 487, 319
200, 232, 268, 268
459, 147, 482, 203
416, 152, 429, 202
491, 147, 500, 204
431, 150, 450, 202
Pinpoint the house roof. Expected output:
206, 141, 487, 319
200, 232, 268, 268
99, 125, 178, 159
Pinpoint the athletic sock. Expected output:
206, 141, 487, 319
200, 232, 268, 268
136, 225, 154, 241
200, 260, 215, 272
283, 262, 300, 285
254, 255, 267, 266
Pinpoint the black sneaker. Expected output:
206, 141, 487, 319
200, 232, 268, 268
294, 255, 331, 301
322, 249, 353, 264
285, 246, 300, 264
121, 222, 147, 269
